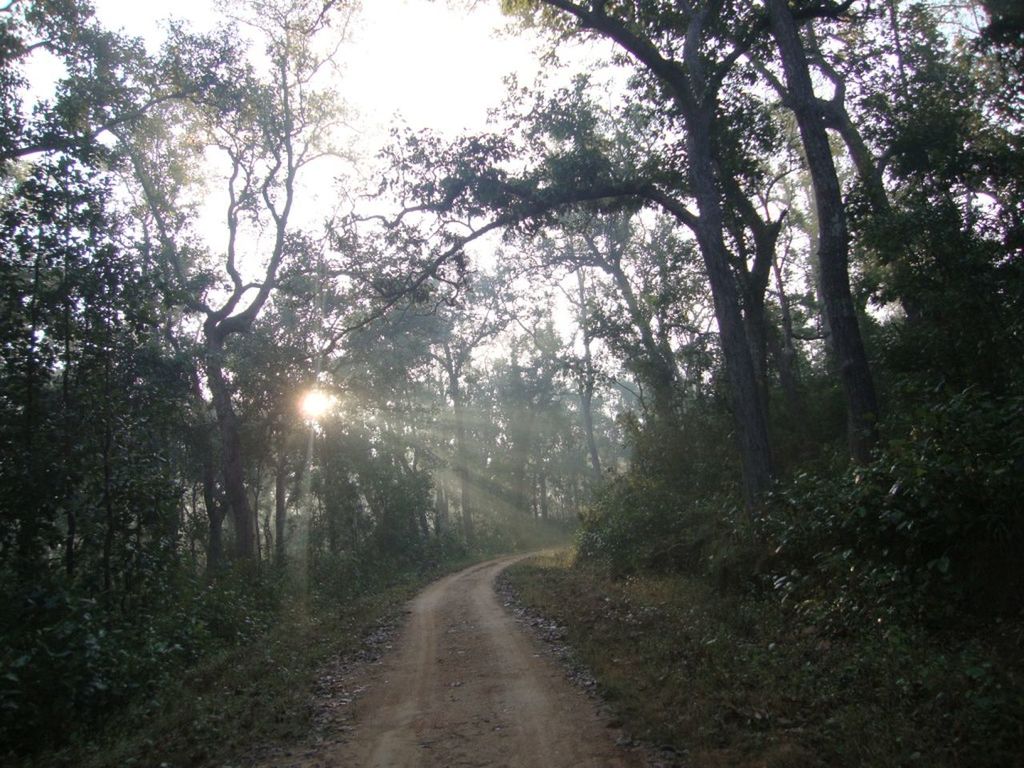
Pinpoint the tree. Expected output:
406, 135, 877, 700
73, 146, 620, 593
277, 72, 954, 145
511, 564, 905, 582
573, 268, 603, 479
440, 2, 775, 509
0, 154, 187, 582
126, 0, 349, 560
761, 0, 880, 461
427, 276, 511, 542
0, 0, 160, 164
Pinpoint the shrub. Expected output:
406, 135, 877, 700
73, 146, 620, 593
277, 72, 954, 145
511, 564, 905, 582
763, 388, 1024, 626
0, 565, 281, 758
577, 473, 739, 577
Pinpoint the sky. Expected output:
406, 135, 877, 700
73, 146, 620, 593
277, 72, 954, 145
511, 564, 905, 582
84, 0, 552, 269
91, 0, 545, 146
80, 0, 602, 348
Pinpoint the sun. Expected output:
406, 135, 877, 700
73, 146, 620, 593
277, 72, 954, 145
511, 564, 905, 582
299, 389, 334, 420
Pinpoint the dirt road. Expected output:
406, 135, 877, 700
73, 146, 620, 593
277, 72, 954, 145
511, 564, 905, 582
294, 555, 642, 768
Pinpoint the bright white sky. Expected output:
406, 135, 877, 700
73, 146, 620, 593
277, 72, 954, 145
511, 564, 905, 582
85, 0, 554, 269
83, 0, 613, 349
92, 0, 544, 146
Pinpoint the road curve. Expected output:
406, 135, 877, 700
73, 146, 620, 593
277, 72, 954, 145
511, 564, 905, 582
316, 555, 642, 768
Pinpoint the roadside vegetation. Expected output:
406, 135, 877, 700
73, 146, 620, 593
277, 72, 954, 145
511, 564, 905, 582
57, 550, 473, 768
12, 523, 571, 768
505, 281, 1024, 767
508, 547, 1023, 768
498, 5, 1024, 764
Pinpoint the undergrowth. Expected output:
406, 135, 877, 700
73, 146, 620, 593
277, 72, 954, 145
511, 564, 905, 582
15, 549, 479, 768
549, 385, 1024, 766
2, 505, 568, 768
505, 552, 1024, 768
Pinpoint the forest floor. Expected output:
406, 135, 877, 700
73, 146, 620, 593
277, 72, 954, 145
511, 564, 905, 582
501, 551, 1024, 768
255, 554, 646, 768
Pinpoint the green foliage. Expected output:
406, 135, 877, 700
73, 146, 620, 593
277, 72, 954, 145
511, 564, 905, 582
764, 387, 1024, 626
54, 551, 481, 768
471, 514, 575, 556
311, 532, 469, 605
576, 402, 741, 577
2, 0, 1022, 764
578, 473, 710, 575
0, 565, 281, 759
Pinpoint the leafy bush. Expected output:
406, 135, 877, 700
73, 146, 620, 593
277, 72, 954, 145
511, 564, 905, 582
471, 513, 574, 556
507, 553, 1024, 768
311, 532, 470, 606
578, 473, 734, 577
577, 399, 748, 578
0, 566, 281, 758
763, 388, 1024, 626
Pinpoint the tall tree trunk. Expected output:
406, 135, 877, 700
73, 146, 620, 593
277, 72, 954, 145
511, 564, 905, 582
434, 483, 448, 537
580, 385, 602, 478
771, 248, 805, 420
326, 493, 340, 555
203, 451, 225, 572
686, 112, 774, 511
252, 463, 263, 562
539, 0, 775, 510
538, 471, 549, 521
188, 485, 200, 562
205, 340, 257, 560
101, 415, 115, 591
261, 504, 273, 562
741, 279, 772, 426
274, 450, 288, 565
730, 190, 786, 425
14, 247, 44, 577
766, 0, 879, 461
452, 384, 474, 544
61, 246, 75, 578
189, 364, 226, 572
417, 503, 431, 540
576, 270, 603, 480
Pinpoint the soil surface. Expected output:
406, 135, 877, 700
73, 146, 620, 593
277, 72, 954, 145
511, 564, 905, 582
264, 555, 643, 768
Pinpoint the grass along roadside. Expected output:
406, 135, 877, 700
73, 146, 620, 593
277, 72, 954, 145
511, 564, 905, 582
38, 556, 480, 768
502, 550, 1024, 768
